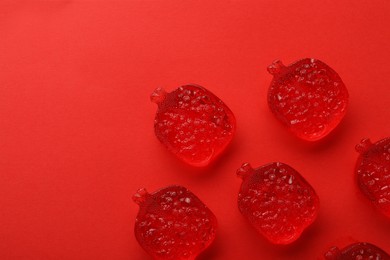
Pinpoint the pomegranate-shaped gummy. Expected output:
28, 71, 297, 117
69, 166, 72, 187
324, 242, 390, 260
355, 137, 390, 217
151, 84, 236, 167
133, 185, 217, 260
267, 58, 348, 141
237, 162, 319, 244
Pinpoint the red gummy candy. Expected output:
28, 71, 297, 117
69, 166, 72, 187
133, 185, 217, 260
151, 84, 236, 167
355, 137, 390, 217
267, 58, 349, 141
237, 162, 319, 244
324, 242, 390, 260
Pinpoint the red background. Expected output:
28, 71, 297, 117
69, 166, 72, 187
1, 1, 389, 259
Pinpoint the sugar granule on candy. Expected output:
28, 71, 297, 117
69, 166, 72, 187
267, 58, 348, 141
355, 137, 390, 217
133, 185, 217, 260
237, 162, 319, 244
324, 242, 390, 260
151, 84, 236, 167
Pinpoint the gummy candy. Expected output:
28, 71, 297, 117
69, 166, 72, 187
133, 185, 217, 260
237, 162, 319, 244
324, 242, 390, 260
151, 84, 236, 167
267, 58, 349, 141
355, 137, 390, 217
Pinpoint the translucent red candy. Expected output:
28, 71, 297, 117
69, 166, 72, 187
236, 162, 319, 244
267, 58, 349, 141
133, 185, 217, 260
151, 84, 236, 167
324, 242, 390, 260
355, 137, 390, 217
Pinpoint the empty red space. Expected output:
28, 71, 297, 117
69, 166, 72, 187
0, 1, 389, 259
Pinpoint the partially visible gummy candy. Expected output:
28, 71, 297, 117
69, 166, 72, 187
324, 242, 390, 260
151, 84, 236, 167
133, 185, 217, 260
237, 162, 319, 244
267, 58, 349, 141
355, 137, 390, 217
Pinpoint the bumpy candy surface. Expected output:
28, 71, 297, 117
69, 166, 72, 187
151, 84, 236, 167
267, 58, 349, 141
355, 137, 390, 217
324, 242, 390, 260
237, 162, 319, 244
133, 185, 217, 260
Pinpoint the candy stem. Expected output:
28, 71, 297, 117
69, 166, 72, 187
132, 188, 150, 205
150, 87, 167, 104
267, 60, 285, 75
355, 138, 372, 154
237, 162, 253, 179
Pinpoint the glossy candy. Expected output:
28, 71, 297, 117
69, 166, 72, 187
151, 84, 236, 167
355, 137, 390, 217
133, 185, 217, 260
267, 58, 349, 141
237, 162, 319, 244
324, 242, 390, 260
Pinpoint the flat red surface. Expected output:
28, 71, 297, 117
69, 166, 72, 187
1, 1, 389, 259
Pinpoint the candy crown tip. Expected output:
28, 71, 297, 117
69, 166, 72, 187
355, 138, 372, 153
132, 188, 149, 205
267, 60, 285, 75
150, 87, 167, 104
237, 162, 253, 179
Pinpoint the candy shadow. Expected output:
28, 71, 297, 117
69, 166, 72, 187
234, 210, 324, 259
354, 184, 390, 228
197, 233, 222, 260
305, 110, 355, 150
170, 134, 240, 178
270, 216, 324, 258
275, 108, 356, 153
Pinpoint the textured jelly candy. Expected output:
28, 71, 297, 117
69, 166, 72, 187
133, 185, 217, 260
355, 137, 390, 217
324, 242, 390, 260
151, 84, 236, 167
237, 162, 319, 244
267, 58, 349, 141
